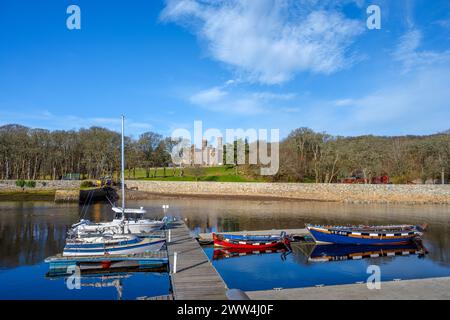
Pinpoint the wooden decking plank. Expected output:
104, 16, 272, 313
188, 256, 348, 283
167, 221, 228, 300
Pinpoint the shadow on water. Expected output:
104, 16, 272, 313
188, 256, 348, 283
79, 187, 119, 205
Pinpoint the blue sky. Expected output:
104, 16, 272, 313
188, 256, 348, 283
0, 0, 449, 138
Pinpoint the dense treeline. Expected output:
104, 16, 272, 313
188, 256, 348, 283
0, 124, 449, 183
0, 124, 172, 180
276, 128, 450, 184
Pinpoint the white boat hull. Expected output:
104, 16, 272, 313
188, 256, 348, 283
63, 237, 165, 257
120, 220, 165, 234
71, 219, 165, 235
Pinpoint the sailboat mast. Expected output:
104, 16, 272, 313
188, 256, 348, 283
121, 115, 126, 219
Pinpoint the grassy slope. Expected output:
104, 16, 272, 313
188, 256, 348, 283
125, 166, 265, 182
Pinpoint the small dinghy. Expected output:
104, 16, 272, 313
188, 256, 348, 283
306, 224, 426, 245
212, 232, 290, 250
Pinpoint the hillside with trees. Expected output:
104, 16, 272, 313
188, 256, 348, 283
0, 124, 448, 184
276, 128, 450, 184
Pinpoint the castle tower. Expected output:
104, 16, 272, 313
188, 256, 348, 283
202, 139, 208, 165
217, 136, 223, 165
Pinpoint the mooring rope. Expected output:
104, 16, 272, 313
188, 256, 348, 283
79, 189, 95, 219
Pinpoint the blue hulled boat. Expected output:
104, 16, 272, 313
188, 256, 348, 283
306, 224, 425, 245
63, 234, 165, 257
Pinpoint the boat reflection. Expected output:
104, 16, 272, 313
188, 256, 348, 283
80, 274, 127, 300
213, 247, 290, 261
212, 240, 428, 266
46, 268, 168, 300
45, 273, 152, 300
308, 242, 427, 263
46, 259, 168, 278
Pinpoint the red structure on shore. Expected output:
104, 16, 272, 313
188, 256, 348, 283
341, 174, 390, 184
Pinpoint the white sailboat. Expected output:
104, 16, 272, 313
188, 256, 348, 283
63, 233, 165, 257
70, 209, 167, 236
62, 116, 166, 257
69, 116, 167, 236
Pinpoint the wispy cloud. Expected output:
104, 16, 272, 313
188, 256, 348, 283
188, 85, 297, 115
311, 67, 450, 135
252, 92, 297, 101
436, 17, 450, 29
189, 88, 265, 115
161, 0, 364, 84
333, 98, 355, 107
190, 87, 228, 105
280, 107, 301, 113
393, 29, 450, 72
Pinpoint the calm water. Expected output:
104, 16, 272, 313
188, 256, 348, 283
0, 201, 170, 300
1, 199, 450, 299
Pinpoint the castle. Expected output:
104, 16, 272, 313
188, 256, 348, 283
181, 137, 223, 167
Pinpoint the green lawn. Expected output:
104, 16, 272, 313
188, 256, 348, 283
125, 166, 264, 182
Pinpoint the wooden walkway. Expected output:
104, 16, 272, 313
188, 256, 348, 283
167, 221, 228, 300
246, 276, 450, 300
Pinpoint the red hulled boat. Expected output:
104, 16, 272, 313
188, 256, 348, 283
212, 232, 290, 250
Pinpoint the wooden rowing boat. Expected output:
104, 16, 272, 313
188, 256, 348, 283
212, 232, 290, 249
306, 224, 426, 245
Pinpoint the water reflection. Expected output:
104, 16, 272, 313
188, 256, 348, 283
162, 199, 450, 265
1, 198, 450, 295
0, 201, 162, 269
45, 272, 169, 301
213, 247, 290, 262
2, 198, 449, 268
307, 243, 427, 262
46, 273, 129, 300
212, 242, 428, 266
0, 202, 78, 268
80, 275, 126, 300
154, 198, 450, 291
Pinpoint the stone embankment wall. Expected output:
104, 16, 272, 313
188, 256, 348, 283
0, 180, 81, 190
54, 190, 80, 202
125, 181, 450, 205
0, 180, 81, 202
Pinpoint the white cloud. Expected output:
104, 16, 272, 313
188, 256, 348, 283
189, 88, 264, 115
393, 29, 450, 72
436, 18, 450, 29
252, 92, 296, 101
311, 67, 450, 135
189, 87, 228, 105
333, 98, 354, 107
161, 0, 364, 84
188, 86, 297, 115
281, 107, 300, 113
